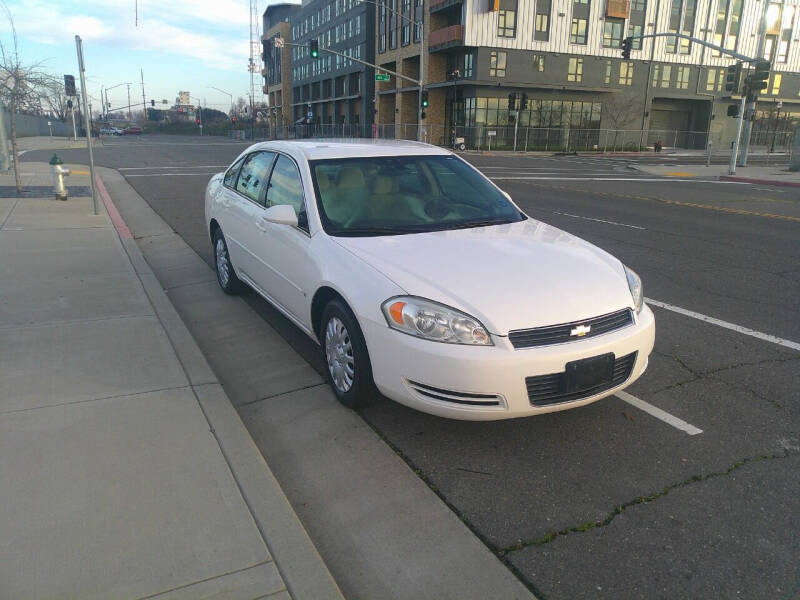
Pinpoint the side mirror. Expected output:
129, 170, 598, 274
262, 204, 298, 227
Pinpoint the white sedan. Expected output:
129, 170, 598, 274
204, 140, 655, 420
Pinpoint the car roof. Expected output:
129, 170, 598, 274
246, 139, 453, 161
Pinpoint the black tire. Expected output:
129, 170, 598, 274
212, 228, 244, 294
320, 299, 377, 408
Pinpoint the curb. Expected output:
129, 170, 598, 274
94, 171, 344, 600
719, 175, 800, 187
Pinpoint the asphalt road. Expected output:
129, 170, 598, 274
25, 135, 800, 600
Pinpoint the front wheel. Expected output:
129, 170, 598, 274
213, 229, 244, 294
321, 299, 377, 408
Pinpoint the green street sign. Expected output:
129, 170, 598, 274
375, 73, 391, 81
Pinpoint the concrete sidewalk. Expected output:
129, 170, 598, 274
0, 163, 342, 600
635, 162, 800, 188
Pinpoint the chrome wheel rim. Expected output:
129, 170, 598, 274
215, 238, 230, 287
325, 316, 354, 393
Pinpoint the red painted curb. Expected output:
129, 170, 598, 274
719, 175, 800, 188
94, 173, 132, 239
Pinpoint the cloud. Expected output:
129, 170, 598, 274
4, 0, 252, 71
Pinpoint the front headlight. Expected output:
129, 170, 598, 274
624, 265, 644, 314
381, 296, 493, 346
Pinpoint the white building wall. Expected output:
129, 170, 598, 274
461, 0, 800, 73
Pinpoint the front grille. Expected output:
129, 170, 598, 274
407, 380, 503, 407
508, 308, 634, 349
526, 352, 637, 407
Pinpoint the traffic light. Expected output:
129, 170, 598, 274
151, 99, 155, 107
421, 91, 429, 108
727, 104, 740, 118
196, 117, 201, 124
744, 60, 770, 96
508, 92, 516, 111
66, 99, 73, 109
64, 74, 76, 96
621, 37, 633, 59
309, 39, 319, 58
231, 116, 237, 124
725, 62, 742, 93
520, 93, 528, 111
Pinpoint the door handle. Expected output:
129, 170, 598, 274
255, 220, 267, 232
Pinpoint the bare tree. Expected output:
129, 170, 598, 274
602, 92, 644, 151
0, 5, 57, 192
39, 76, 70, 121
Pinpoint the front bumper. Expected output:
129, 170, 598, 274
362, 304, 655, 421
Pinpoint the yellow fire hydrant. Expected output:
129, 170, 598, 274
49, 154, 70, 201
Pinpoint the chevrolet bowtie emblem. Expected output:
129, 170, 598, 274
570, 324, 591, 337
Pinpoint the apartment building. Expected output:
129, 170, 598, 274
376, 0, 800, 148
263, 3, 301, 130
289, 0, 376, 130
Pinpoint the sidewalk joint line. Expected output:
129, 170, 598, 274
135, 560, 275, 600
0, 313, 157, 332
240, 383, 328, 407
0, 385, 191, 416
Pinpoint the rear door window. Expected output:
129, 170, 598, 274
235, 151, 276, 205
223, 156, 245, 188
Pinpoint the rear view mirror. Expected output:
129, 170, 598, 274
263, 204, 298, 227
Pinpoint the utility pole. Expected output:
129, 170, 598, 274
75, 35, 98, 215
737, 0, 770, 166
140, 69, 147, 122
127, 84, 132, 121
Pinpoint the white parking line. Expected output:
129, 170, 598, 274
125, 172, 219, 177
119, 165, 228, 170
616, 391, 703, 435
646, 298, 800, 351
553, 211, 646, 230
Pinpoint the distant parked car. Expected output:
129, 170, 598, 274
123, 126, 142, 135
204, 140, 655, 420
100, 127, 122, 136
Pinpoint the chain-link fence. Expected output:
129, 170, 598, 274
234, 122, 794, 154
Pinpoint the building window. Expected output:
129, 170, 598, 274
567, 57, 583, 82
705, 68, 716, 91
464, 53, 474, 77
379, 0, 386, 52
535, 1, 550, 41
619, 61, 633, 85
570, 18, 588, 44
661, 64, 672, 87
402, 0, 411, 45
679, 0, 697, 54
676, 66, 690, 89
716, 68, 724, 91
628, 23, 643, 49
498, 10, 516, 37
771, 73, 782, 95
604, 60, 612, 84
631, 0, 646, 10
389, 0, 397, 48
666, 0, 681, 53
414, 0, 423, 42
489, 50, 507, 77
603, 17, 624, 47
727, 0, 743, 50
533, 54, 545, 72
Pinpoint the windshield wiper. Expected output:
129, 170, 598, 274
333, 226, 425, 237
443, 218, 518, 231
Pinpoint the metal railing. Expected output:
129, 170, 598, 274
237, 123, 794, 154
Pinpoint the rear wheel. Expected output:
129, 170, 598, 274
213, 229, 243, 294
321, 299, 376, 408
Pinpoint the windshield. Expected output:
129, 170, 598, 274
310, 155, 525, 236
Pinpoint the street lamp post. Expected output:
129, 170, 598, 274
104, 82, 133, 121
356, 0, 425, 141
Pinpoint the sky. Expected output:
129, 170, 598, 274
1, 0, 292, 112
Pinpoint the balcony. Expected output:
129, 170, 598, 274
606, 0, 630, 18
430, 0, 463, 14
428, 24, 463, 51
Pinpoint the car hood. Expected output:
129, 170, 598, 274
332, 219, 634, 335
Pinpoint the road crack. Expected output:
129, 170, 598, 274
499, 450, 796, 555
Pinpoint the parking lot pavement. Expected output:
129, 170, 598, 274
22, 137, 800, 599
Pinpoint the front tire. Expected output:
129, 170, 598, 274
213, 229, 244, 294
321, 299, 377, 408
